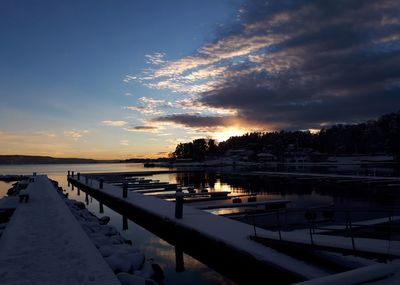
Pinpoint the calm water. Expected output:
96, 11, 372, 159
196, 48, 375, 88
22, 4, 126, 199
0, 163, 394, 284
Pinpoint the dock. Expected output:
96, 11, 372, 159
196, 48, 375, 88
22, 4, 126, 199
68, 172, 334, 283
0, 175, 120, 285
249, 171, 400, 183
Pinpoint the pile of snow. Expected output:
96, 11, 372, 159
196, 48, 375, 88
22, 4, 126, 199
53, 182, 164, 285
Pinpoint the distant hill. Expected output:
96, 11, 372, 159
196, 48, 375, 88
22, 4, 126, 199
0, 155, 111, 165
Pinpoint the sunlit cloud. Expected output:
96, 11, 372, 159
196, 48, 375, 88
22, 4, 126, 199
34, 131, 56, 138
120, 140, 129, 146
125, 106, 164, 115
64, 130, 88, 141
102, 120, 128, 127
145, 52, 167, 65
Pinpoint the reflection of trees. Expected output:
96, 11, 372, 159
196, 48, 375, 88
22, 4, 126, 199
174, 172, 218, 189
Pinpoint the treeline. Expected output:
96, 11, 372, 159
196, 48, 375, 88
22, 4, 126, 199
171, 111, 400, 161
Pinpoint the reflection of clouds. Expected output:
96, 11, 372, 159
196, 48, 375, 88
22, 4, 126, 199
202, 270, 237, 285
141, 237, 207, 270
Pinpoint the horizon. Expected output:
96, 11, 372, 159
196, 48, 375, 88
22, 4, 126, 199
1, 0, 399, 159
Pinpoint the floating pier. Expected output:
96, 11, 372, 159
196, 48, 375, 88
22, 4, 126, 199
68, 171, 336, 283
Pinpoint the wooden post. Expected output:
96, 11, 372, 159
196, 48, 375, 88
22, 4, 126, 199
123, 182, 128, 198
99, 201, 104, 213
68, 170, 70, 177
99, 178, 104, 189
85, 193, 89, 205
123, 215, 128, 231
77, 172, 80, 180
175, 245, 185, 272
276, 210, 282, 240
175, 192, 184, 219
71, 171, 75, 177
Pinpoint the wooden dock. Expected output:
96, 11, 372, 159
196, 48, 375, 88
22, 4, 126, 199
0, 175, 120, 285
68, 173, 331, 283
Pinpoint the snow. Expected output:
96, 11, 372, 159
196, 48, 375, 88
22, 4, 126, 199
117, 273, 146, 285
0, 196, 19, 209
294, 260, 400, 285
71, 175, 332, 280
253, 171, 400, 181
0, 175, 121, 285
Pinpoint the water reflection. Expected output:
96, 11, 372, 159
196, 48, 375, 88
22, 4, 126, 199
0, 181, 12, 198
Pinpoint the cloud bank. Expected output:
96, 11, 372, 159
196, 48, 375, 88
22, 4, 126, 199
127, 0, 400, 131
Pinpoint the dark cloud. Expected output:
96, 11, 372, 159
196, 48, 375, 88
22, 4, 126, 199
197, 0, 400, 129
152, 113, 235, 128
126, 126, 158, 131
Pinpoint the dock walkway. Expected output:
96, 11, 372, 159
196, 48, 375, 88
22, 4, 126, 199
0, 175, 120, 285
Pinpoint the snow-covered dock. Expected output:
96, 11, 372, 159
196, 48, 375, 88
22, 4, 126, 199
69, 173, 334, 283
250, 171, 400, 182
0, 175, 120, 285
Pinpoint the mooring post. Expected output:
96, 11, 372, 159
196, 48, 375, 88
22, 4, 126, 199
123, 215, 128, 231
123, 182, 128, 198
77, 187, 80, 196
276, 210, 282, 240
71, 171, 75, 177
99, 178, 104, 189
99, 201, 104, 213
175, 245, 185, 272
175, 192, 184, 219
77, 172, 80, 180
85, 193, 89, 205
68, 170, 70, 177
346, 211, 356, 251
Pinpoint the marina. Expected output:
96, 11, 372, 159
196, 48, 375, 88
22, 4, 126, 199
0, 163, 399, 284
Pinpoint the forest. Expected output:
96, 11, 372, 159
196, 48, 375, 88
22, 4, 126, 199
171, 111, 400, 161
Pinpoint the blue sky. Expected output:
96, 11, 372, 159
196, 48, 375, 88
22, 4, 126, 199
0, 0, 399, 159
0, 0, 241, 158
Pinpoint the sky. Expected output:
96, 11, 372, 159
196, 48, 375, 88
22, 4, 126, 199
0, 0, 399, 159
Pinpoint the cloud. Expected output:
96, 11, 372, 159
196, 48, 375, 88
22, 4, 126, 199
128, 0, 400, 130
145, 52, 167, 65
124, 92, 133, 96
102, 120, 128, 127
125, 125, 159, 133
120, 140, 129, 146
125, 106, 164, 115
34, 131, 56, 138
125, 96, 168, 115
152, 113, 238, 129
64, 130, 88, 141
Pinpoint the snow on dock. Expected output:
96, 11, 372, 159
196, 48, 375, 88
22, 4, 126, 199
293, 260, 400, 285
0, 175, 120, 285
195, 199, 290, 210
251, 171, 400, 182
69, 174, 331, 281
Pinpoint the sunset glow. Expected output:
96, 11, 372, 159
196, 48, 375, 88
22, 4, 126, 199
0, 0, 399, 159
